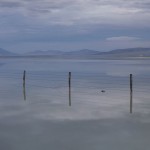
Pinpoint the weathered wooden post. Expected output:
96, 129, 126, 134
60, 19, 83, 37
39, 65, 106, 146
130, 74, 133, 113
23, 70, 26, 100
69, 72, 71, 106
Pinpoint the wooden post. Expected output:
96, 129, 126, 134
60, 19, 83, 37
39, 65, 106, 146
23, 70, 26, 100
69, 72, 71, 106
130, 74, 133, 113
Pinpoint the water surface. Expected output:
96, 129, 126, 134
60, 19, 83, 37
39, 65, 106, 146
0, 58, 150, 150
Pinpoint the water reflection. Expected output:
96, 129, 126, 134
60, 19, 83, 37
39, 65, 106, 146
0, 59, 150, 150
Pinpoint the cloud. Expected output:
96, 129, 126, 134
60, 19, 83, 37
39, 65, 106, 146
106, 36, 141, 41
0, 0, 150, 52
0, 1, 22, 8
0, 0, 150, 27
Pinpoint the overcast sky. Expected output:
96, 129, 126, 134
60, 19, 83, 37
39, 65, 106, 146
0, 0, 150, 53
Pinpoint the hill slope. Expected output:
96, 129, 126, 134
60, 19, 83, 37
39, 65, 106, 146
104, 48, 150, 57
0, 48, 16, 56
1, 47, 150, 59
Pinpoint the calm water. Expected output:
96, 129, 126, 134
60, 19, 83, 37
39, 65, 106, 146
0, 58, 150, 150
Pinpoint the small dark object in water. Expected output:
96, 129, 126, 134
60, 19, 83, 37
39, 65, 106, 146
101, 90, 105, 93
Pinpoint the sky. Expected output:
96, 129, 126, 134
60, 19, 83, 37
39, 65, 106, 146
0, 0, 150, 53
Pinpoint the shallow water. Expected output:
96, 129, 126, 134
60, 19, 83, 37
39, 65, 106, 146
0, 58, 150, 150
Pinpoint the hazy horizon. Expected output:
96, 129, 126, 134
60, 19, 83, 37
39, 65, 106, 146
2, 47, 150, 56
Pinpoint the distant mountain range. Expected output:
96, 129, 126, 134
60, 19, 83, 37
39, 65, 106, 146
1, 47, 150, 59
26, 50, 64, 55
0, 48, 16, 56
101, 48, 150, 57
25, 49, 100, 56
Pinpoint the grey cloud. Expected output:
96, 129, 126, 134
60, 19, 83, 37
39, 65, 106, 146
0, 0, 150, 50
135, 2, 150, 10
25, 0, 76, 9
90, 0, 150, 13
19, 0, 77, 18
28, 8, 51, 14
0, 0, 75, 11
106, 36, 141, 41
0, 0, 150, 10
0, 1, 22, 8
